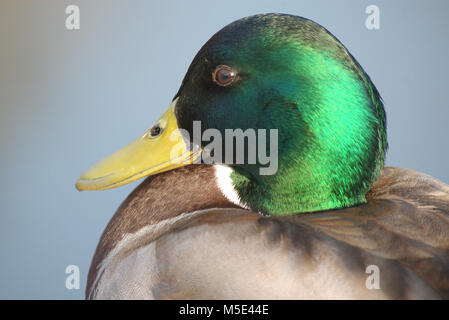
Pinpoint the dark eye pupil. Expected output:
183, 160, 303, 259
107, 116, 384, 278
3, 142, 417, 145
220, 71, 229, 81
150, 125, 161, 137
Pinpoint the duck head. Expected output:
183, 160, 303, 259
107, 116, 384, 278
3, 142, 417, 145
76, 14, 387, 215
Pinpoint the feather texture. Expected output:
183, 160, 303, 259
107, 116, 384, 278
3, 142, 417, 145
87, 166, 449, 299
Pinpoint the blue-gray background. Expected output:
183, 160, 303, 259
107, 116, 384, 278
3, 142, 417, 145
1, 0, 448, 299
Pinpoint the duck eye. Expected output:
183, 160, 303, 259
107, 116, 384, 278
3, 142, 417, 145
213, 65, 237, 86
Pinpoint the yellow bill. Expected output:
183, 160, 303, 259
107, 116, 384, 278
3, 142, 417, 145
76, 98, 199, 191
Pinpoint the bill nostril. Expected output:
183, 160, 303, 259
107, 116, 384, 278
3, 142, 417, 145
149, 123, 163, 137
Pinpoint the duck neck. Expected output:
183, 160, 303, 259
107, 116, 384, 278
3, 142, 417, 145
226, 161, 369, 215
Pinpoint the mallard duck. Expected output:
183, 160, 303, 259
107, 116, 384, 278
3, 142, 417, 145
76, 14, 449, 299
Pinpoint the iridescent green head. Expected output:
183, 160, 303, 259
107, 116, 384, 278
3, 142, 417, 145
77, 14, 387, 216
174, 14, 387, 215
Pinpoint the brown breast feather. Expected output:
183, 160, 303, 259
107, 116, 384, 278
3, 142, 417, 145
86, 165, 449, 299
